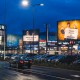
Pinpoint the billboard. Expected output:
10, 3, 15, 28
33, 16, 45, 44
39, 40, 46, 47
7, 35, 19, 47
23, 35, 38, 42
23, 29, 39, 53
58, 20, 80, 40
23, 30, 39, 42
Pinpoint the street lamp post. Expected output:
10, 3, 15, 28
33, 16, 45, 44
32, 3, 44, 54
3, 26, 6, 60
45, 24, 48, 54
3, 0, 7, 60
21, 0, 44, 54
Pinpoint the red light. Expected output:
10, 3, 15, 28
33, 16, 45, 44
69, 41, 72, 44
30, 60, 32, 63
20, 60, 24, 64
69, 41, 74, 44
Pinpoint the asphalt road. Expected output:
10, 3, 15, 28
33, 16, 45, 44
0, 61, 80, 80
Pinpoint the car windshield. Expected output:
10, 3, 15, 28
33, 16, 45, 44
24, 57, 32, 60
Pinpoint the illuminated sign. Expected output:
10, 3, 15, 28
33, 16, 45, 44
39, 42, 46, 46
0, 25, 5, 30
23, 30, 39, 42
23, 35, 39, 41
63, 42, 69, 44
7, 35, 18, 47
58, 20, 80, 40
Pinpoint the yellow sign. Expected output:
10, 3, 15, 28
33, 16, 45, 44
58, 20, 80, 40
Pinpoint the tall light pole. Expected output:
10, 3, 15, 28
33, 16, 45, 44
32, 3, 44, 54
3, 0, 7, 60
45, 24, 48, 54
21, 0, 44, 54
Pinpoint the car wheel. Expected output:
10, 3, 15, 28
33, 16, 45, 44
9, 63, 11, 67
27, 65, 31, 69
17, 64, 23, 69
16, 63, 19, 68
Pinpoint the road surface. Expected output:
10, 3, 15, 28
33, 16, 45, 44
0, 61, 80, 80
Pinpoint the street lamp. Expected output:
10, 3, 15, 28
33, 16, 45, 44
21, 0, 29, 7
32, 3, 44, 54
3, 0, 7, 60
21, 0, 44, 54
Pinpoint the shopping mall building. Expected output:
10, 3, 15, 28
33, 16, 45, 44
5, 31, 80, 55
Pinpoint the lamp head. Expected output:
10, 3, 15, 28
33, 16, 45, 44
21, 0, 29, 7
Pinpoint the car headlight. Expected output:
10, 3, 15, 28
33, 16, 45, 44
55, 59, 59, 62
48, 59, 50, 61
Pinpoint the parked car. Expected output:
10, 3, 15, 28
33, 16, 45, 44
10, 54, 19, 59
5, 53, 13, 59
53, 55, 66, 62
46, 55, 58, 62
33, 54, 43, 61
9, 55, 32, 69
0, 54, 4, 58
44, 55, 55, 62
59, 55, 80, 64
73, 59, 80, 65
39, 54, 49, 61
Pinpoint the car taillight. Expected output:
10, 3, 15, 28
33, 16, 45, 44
20, 60, 24, 64
30, 60, 32, 63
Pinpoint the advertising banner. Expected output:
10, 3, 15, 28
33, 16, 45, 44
58, 20, 80, 40
7, 35, 18, 47
23, 29, 39, 42
23, 29, 39, 53
64, 28, 78, 39
23, 35, 38, 42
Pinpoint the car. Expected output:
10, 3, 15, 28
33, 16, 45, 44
5, 53, 13, 60
46, 55, 58, 62
33, 54, 43, 61
59, 55, 80, 64
53, 55, 66, 62
0, 54, 4, 58
73, 59, 80, 65
44, 55, 54, 62
38, 54, 49, 61
23, 57, 32, 68
11, 54, 19, 59
9, 55, 32, 69
21, 53, 37, 61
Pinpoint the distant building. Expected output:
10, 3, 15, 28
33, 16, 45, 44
0, 25, 6, 54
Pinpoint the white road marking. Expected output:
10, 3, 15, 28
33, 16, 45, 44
33, 65, 80, 72
71, 75, 80, 78
32, 70, 71, 80
7, 67, 72, 80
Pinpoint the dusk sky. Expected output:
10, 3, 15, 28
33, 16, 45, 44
0, 0, 80, 35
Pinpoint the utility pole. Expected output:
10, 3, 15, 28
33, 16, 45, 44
4, 27, 6, 60
3, 0, 7, 60
45, 24, 48, 54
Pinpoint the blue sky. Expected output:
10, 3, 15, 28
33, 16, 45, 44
0, 0, 80, 34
